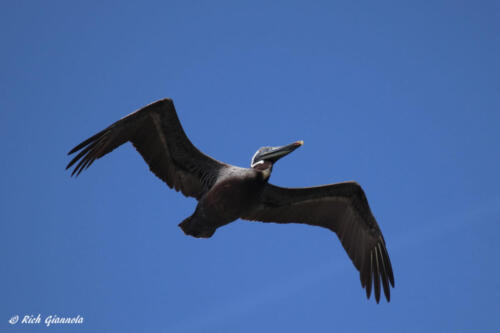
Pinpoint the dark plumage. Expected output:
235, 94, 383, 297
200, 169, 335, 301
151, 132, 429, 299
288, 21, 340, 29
66, 98, 394, 302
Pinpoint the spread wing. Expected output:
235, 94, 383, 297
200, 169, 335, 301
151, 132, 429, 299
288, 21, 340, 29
66, 98, 228, 199
243, 181, 394, 303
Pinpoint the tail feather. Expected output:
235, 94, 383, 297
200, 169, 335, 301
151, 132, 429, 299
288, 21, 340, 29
179, 215, 215, 238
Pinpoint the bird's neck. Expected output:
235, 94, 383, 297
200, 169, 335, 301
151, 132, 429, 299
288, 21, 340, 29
252, 161, 273, 181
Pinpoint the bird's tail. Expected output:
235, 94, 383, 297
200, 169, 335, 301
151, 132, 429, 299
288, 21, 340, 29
179, 215, 215, 239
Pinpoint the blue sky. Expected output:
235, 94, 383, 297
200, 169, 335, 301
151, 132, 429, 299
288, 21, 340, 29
2, 1, 500, 332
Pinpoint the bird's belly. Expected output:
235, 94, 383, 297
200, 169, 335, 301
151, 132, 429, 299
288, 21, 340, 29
200, 178, 262, 224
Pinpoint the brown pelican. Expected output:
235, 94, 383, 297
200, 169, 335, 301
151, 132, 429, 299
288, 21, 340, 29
66, 98, 394, 303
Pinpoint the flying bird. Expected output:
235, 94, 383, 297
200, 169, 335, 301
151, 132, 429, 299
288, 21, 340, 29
66, 98, 394, 303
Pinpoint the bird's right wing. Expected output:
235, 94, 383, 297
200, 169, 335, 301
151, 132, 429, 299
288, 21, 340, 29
243, 181, 394, 302
66, 98, 228, 199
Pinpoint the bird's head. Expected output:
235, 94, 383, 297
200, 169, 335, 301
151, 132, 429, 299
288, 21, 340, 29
250, 140, 303, 176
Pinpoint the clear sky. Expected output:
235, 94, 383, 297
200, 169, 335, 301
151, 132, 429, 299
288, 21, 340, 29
1, 1, 499, 332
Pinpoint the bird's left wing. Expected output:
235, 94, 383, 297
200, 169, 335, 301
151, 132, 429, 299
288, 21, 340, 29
242, 181, 394, 302
66, 98, 228, 199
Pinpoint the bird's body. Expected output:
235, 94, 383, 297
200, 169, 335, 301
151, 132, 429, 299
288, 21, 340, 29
67, 98, 394, 303
180, 166, 265, 238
